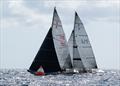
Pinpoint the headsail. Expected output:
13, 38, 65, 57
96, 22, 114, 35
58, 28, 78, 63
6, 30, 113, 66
73, 12, 97, 71
29, 27, 61, 73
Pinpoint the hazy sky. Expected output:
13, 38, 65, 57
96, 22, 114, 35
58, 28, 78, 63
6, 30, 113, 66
0, 0, 120, 69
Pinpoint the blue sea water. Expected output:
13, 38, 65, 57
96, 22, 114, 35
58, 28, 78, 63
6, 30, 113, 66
0, 69, 120, 86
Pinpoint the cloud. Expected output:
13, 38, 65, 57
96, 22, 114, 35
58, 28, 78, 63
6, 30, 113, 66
43, 0, 120, 9
1, 0, 119, 28
0, 18, 19, 29
5, 0, 51, 29
86, 0, 120, 7
43, 0, 87, 10
42, 0, 120, 23
8, 1, 38, 19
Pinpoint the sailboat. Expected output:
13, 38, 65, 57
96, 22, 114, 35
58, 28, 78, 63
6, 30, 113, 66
68, 12, 98, 73
28, 8, 72, 75
28, 8, 98, 75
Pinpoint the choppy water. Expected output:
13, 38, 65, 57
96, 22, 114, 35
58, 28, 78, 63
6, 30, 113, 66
0, 69, 120, 86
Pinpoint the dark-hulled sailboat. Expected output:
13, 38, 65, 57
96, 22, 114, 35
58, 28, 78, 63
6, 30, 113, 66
28, 8, 72, 75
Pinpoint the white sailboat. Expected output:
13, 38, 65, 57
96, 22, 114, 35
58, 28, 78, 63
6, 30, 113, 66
68, 12, 97, 73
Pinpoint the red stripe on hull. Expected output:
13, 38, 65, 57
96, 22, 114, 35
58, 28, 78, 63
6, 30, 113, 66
35, 72, 45, 76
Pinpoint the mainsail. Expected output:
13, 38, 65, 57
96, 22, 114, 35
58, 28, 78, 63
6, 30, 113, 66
68, 12, 97, 72
52, 8, 72, 70
28, 8, 72, 74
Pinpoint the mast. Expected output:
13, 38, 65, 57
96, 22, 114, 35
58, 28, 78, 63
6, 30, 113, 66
73, 12, 78, 68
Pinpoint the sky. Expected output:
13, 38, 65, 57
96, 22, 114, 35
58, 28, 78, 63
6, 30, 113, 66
0, 0, 120, 70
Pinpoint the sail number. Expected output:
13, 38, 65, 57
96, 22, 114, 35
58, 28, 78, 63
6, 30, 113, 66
53, 21, 62, 28
60, 35, 65, 46
81, 39, 89, 44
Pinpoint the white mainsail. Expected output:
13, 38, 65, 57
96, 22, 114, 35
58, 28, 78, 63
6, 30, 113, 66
68, 12, 97, 72
74, 12, 97, 71
52, 8, 72, 70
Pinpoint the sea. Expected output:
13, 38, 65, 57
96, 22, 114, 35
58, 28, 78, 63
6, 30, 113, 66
0, 69, 120, 86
